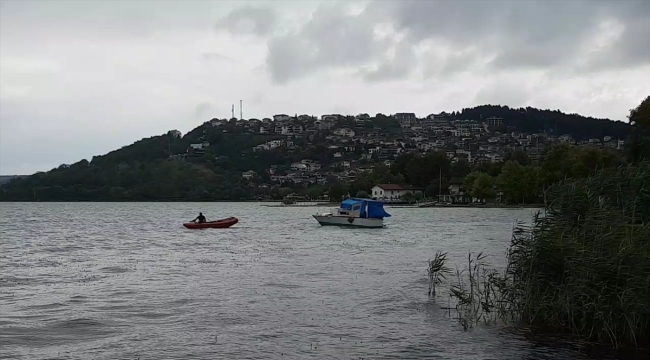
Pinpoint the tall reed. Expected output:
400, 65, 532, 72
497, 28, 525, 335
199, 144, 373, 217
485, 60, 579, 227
433, 162, 650, 348
427, 251, 450, 297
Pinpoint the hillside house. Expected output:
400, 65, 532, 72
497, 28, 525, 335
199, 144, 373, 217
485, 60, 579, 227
333, 128, 355, 137
253, 139, 285, 151
276, 125, 303, 135
313, 119, 334, 130
334, 161, 351, 169
190, 142, 209, 150
426, 113, 447, 121
290, 160, 321, 172
301, 159, 321, 171
486, 153, 504, 162
242, 170, 257, 179
395, 113, 416, 128
290, 162, 308, 171
449, 177, 464, 195
438, 177, 472, 204
321, 114, 342, 121
210, 119, 226, 127
456, 149, 472, 161
371, 184, 421, 201
486, 116, 503, 127
273, 114, 291, 121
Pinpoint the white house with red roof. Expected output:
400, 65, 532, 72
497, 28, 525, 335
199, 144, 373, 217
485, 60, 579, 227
371, 184, 421, 201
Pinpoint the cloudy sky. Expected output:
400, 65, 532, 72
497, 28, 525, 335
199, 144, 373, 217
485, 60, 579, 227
1, 0, 648, 175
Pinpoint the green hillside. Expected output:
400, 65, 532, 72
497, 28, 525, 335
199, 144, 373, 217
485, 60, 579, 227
0, 104, 637, 202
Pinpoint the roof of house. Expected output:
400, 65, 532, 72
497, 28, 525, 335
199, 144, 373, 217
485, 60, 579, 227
374, 184, 405, 190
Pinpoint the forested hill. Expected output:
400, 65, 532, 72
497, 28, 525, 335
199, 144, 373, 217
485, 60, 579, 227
447, 105, 631, 140
0, 104, 633, 201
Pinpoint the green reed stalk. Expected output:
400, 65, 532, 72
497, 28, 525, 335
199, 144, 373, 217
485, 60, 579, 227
428, 251, 451, 297
430, 162, 650, 348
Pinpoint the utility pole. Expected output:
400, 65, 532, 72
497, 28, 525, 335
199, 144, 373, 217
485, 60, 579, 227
231, 104, 234, 119
240, 100, 243, 120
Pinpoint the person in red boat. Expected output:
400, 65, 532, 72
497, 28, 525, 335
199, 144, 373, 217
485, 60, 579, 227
191, 212, 206, 224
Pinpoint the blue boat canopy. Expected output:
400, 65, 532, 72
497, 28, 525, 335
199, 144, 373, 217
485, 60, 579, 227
340, 198, 363, 209
340, 198, 391, 219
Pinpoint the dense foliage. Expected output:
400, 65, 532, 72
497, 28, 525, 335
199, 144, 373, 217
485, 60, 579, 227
433, 163, 650, 348
628, 95, 650, 164
448, 105, 631, 140
511, 162, 650, 347
348, 144, 624, 205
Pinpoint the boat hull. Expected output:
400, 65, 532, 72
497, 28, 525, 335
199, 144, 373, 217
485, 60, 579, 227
312, 215, 384, 228
183, 217, 238, 229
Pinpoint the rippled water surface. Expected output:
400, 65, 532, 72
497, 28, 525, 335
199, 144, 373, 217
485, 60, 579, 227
0, 202, 632, 359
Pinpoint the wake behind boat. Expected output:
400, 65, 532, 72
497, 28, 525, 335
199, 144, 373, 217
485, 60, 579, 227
312, 198, 390, 228
183, 217, 238, 229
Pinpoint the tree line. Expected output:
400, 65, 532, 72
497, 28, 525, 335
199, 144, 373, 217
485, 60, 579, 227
321, 144, 625, 204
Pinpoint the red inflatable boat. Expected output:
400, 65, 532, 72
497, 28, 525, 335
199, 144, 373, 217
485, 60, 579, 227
183, 217, 238, 229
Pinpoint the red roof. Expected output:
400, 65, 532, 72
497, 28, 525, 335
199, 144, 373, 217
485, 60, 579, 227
375, 184, 405, 190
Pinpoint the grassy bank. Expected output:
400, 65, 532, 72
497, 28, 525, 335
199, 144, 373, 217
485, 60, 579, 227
429, 162, 650, 348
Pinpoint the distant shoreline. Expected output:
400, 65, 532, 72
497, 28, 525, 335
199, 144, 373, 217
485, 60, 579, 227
391, 203, 544, 209
0, 200, 544, 209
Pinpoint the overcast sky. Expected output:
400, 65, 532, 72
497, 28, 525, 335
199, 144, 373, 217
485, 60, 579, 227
1, 0, 649, 175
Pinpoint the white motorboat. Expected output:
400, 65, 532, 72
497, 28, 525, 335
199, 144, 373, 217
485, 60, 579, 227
312, 198, 391, 228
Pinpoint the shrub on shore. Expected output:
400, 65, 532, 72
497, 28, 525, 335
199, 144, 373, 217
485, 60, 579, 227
430, 162, 650, 348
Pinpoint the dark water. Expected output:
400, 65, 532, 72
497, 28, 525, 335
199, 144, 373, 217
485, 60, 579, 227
0, 203, 635, 359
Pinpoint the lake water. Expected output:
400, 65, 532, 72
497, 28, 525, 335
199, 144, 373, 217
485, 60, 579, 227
0, 203, 638, 359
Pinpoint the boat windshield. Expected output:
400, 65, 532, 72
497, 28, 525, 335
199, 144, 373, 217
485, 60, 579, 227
340, 199, 363, 209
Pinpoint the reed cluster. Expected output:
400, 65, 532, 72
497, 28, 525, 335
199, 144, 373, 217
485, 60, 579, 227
430, 162, 650, 348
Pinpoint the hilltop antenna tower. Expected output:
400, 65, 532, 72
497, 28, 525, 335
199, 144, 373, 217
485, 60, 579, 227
240, 100, 243, 120
231, 104, 235, 119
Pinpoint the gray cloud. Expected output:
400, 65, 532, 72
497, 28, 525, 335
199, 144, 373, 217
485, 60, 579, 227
261, 0, 650, 84
251, 91, 264, 105
0, 0, 224, 38
359, 41, 416, 82
194, 102, 213, 119
474, 81, 532, 109
583, 1, 650, 71
266, 4, 387, 83
202, 52, 235, 63
215, 6, 276, 36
